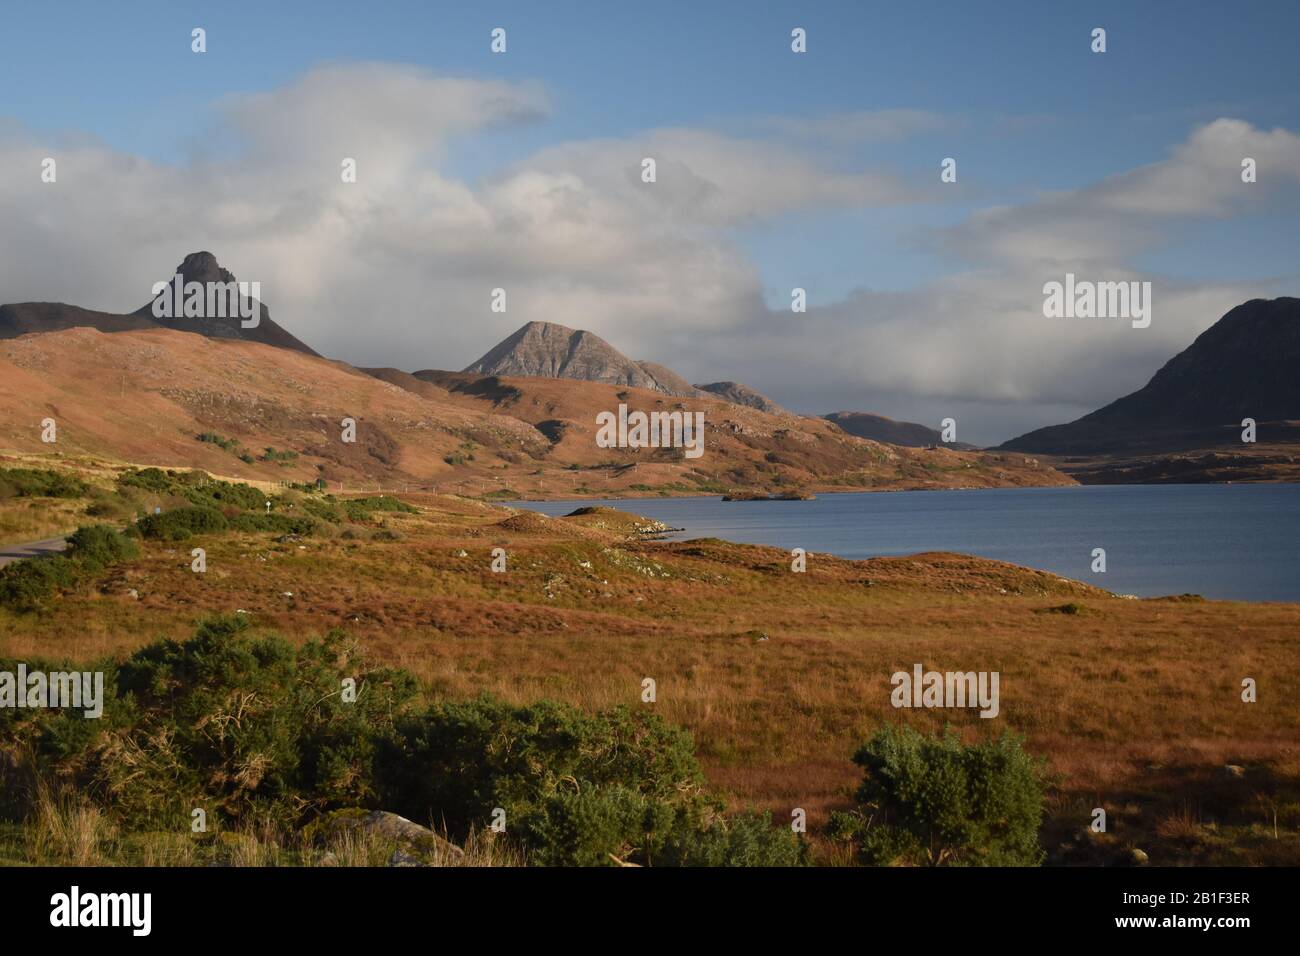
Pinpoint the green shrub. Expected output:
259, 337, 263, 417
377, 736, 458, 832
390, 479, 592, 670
260, 446, 298, 463
197, 432, 242, 453
656, 809, 807, 867
64, 524, 140, 570
136, 506, 229, 540
830, 724, 1046, 866
0, 554, 78, 610
342, 497, 417, 521
375, 696, 799, 865
0, 525, 138, 610
298, 497, 343, 524
0, 467, 89, 499
23, 615, 421, 829
118, 468, 267, 512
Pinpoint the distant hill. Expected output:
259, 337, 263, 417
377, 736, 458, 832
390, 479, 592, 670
0, 326, 1070, 496
0, 251, 318, 357
0, 302, 155, 338
463, 321, 702, 397
825, 411, 975, 449
696, 381, 790, 416
1001, 297, 1300, 455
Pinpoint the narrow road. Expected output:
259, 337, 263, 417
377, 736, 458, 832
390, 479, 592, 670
0, 537, 68, 567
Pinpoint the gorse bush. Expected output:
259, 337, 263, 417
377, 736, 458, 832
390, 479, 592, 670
0, 524, 137, 611
118, 467, 267, 512
136, 506, 228, 540
196, 432, 242, 453
64, 524, 141, 570
6, 617, 804, 865
0, 467, 89, 499
830, 724, 1046, 866
377, 696, 804, 866
0, 555, 77, 611
16, 616, 420, 830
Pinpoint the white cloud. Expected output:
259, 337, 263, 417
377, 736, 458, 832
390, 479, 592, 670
0, 67, 1296, 446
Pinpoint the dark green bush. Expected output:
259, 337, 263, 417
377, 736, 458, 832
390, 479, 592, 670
376, 696, 800, 865
0, 554, 78, 610
657, 809, 807, 867
0, 467, 89, 499
830, 724, 1046, 866
23, 615, 420, 829
64, 524, 140, 570
118, 468, 266, 512
0, 525, 138, 610
196, 432, 241, 452
136, 506, 229, 540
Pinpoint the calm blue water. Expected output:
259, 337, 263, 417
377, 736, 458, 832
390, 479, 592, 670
516, 485, 1300, 602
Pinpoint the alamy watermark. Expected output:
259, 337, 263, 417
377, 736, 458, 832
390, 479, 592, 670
596, 403, 705, 459
0, 665, 104, 718
150, 273, 261, 328
1042, 273, 1150, 329
50, 886, 150, 936
891, 663, 1000, 718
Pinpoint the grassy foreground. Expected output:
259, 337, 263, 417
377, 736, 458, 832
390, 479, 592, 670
1, 461, 1298, 865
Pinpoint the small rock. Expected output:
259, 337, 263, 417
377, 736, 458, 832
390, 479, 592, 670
1126, 847, 1149, 866
1223, 764, 1246, 779
126, 588, 140, 600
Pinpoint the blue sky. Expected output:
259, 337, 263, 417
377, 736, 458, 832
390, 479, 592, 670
4, 0, 1297, 298
1, 1, 1297, 441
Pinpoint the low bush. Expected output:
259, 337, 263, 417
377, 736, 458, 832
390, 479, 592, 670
0, 525, 137, 610
0, 467, 89, 499
135, 506, 228, 541
829, 724, 1046, 866
0, 555, 78, 611
377, 696, 802, 866
64, 524, 140, 570
13, 616, 420, 830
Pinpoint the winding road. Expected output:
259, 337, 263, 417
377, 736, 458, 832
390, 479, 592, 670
0, 536, 68, 567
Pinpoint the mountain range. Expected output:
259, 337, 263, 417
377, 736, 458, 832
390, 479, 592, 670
1, 251, 1295, 487
0, 252, 1065, 495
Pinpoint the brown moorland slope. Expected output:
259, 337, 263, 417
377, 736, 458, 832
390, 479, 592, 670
0, 325, 1071, 497
399, 367, 1071, 494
